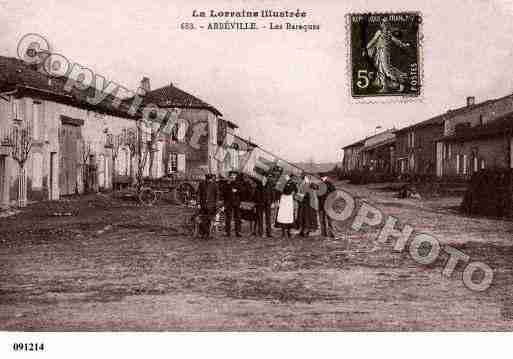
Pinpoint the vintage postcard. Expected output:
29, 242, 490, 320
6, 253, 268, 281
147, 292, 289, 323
1, 0, 513, 358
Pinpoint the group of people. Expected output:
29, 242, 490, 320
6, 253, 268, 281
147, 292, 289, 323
197, 170, 336, 240
275, 174, 336, 238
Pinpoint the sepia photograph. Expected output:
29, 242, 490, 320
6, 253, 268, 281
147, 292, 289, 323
0, 0, 513, 357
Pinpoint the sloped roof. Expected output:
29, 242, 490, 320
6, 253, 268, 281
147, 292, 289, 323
0, 55, 137, 119
341, 128, 396, 150
440, 111, 513, 142
395, 113, 446, 133
444, 94, 513, 117
138, 83, 222, 117
0, 56, 70, 97
342, 138, 365, 149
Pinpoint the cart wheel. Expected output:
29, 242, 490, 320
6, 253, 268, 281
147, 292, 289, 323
177, 183, 196, 206
138, 187, 157, 206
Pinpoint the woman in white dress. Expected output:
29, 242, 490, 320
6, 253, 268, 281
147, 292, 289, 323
276, 175, 298, 238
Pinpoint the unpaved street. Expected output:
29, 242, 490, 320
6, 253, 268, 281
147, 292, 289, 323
1, 183, 513, 330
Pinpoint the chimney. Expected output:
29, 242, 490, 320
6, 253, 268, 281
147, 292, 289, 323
138, 77, 151, 96
467, 96, 475, 107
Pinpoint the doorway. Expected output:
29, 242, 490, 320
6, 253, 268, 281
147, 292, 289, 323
49, 152, 57, 200
0, 156, 6, 208
59, 123, 82, 195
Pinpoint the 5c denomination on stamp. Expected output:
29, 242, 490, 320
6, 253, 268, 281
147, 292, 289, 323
348, 12, 422, 99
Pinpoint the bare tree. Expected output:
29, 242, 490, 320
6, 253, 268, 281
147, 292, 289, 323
123, 123, 150, 191
147, 112, 170, 179
5, 122, 33, 207
124, 114, 170, 191
108, 133, 123, 191
123, 127, 139, 187
78, 139, 92, 193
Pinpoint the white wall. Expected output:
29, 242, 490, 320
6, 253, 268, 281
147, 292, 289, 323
0, 93, 138, 203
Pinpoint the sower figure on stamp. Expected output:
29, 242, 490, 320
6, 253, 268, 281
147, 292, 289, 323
223, 171, 243, 237
198, 173, 218, 240
319, 176, 336, 238
365, 18, 410, 93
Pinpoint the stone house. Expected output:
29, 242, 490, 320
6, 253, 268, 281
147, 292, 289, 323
436, 95, 513, 178
0, 55, 139, 208
133, 77, 238, 179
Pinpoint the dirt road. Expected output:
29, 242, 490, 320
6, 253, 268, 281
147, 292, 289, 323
1, 183, 512, 330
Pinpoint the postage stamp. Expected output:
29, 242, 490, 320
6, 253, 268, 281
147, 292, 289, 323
348, 12, 422, 99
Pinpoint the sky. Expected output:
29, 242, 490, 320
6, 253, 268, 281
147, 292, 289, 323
1, 0, 513, 163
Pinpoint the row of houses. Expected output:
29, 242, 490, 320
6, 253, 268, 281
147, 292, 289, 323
341, 95, 513, 180
0, 54, 246, 209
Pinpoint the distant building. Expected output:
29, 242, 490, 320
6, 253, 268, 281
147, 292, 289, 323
341, 129, 396, 175
360, 129, 396, 174
394, 114, 445, 176
341, 139, 365, 173
436, 95, 513, 178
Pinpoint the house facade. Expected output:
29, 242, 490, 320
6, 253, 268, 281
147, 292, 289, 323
394, 115, 445, 177
341, 139, 364, 173
0, 56, 138, 208
341, 130, 396, 175
436, 96, 513, 178
135, 77, 238, 179
360, 129, 396, 174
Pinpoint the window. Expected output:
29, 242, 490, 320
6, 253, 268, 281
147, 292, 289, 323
32, 152, 43, 189
33, 101, 41, 140
463, 154, 468, 175
456, 154, 460, 175
407, 132, 415, 148
408, 153, 415, 172
177, 122, 187, 142
481, 159, 485, 169
177, 153, 186, 172
11, 98, 20, 120
168, 153, 178, 173
171, 124, 178, 142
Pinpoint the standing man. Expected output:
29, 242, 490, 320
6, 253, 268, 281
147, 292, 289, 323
255, 180, 275, 237
319, 176, 336, 238
198, 174, 218, 240
260, 181, 276, 238
223, 171, 242, 237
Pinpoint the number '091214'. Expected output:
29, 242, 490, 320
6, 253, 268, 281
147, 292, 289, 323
12, 343, 45, 351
